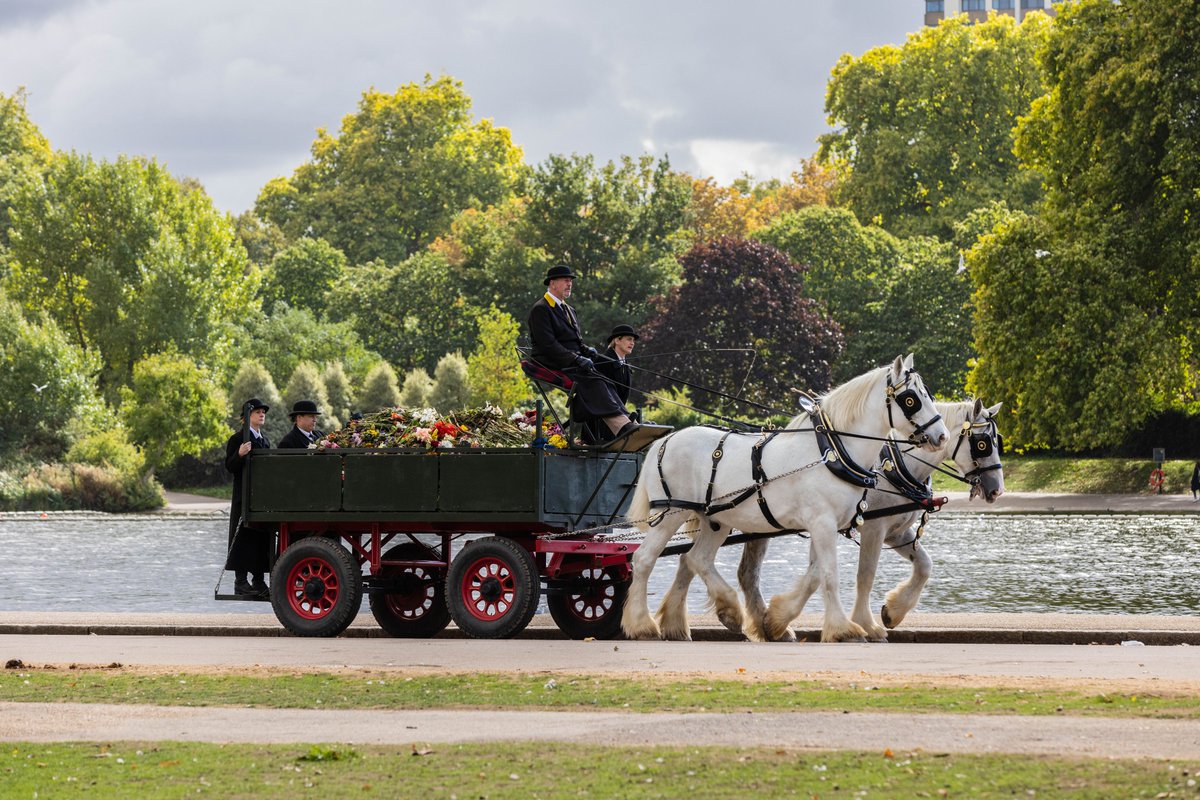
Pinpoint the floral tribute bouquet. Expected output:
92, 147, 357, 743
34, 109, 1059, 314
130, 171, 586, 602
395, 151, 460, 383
510, 409, 569, 449
314, 405, 570, 450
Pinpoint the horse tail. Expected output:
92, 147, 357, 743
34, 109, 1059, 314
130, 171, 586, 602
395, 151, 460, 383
627, 473, 651, 531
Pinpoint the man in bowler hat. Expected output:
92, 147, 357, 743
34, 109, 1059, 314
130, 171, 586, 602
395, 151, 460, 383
278, 399, 326, 448
224, 398, 273, 597
527, 264, 640, 440
584, 324, 641, 444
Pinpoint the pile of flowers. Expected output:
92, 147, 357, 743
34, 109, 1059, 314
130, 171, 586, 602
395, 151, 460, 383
511, 409, 569, 449
314, 405, 571, 450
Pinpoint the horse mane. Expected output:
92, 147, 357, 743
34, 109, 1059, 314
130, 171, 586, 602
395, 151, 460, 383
785, 365, 890, 430
936, 400, 974, 433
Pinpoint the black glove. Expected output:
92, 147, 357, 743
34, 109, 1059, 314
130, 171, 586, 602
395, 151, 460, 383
575, 355, 595, 371
582, 345, 599, 359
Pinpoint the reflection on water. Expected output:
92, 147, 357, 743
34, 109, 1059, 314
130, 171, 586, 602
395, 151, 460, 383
0, 513, 1197, 616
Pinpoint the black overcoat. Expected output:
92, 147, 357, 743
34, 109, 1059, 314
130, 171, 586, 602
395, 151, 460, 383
527, 293, 624, 420
277, 425, 325, 449
224, 428, 272, 574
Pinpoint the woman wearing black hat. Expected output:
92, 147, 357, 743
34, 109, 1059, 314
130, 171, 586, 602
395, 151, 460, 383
584, 325, 640, 444
224, 398, 273, 597
278, 399, 326, 448
527, 265, 640, 440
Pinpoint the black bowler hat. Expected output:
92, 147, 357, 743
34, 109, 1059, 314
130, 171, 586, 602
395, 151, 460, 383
287, 399, 323, 418
543, 264, 578, 285
606, 324, 640, 344
241, 398, 269, 416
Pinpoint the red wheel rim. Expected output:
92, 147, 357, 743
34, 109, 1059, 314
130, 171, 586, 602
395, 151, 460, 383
286, 556, 341, 620
458, 555, 518, 622
563, 568, 617, 622
384, 565, 439, 621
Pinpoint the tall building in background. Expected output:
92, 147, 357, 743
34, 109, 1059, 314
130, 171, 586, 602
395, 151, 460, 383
924, 0, 1059, 26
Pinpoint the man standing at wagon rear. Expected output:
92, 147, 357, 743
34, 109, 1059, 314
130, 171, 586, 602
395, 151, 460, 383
225, 398, 273, 597
527, 264, 639, 440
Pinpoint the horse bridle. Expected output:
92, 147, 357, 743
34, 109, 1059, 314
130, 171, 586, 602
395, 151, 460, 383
948, 415, 1004, 484
885, 370, 942, 445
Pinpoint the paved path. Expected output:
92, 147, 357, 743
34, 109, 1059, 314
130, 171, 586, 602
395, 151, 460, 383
4, 702, 1200, 759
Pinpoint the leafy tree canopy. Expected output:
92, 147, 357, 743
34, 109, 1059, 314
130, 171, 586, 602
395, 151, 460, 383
326, 251, 483, 374
819, 13, 1049, 238
0, 289, 102, 457
754, 206, 901, 379
119, 352, 227, 471
641, 237, 843, 414
226, 304, 380, 390
262, 237, 348, 316
5, 153, 257, 395
0, 88, 53, 253
255, 75, 525, 265
523, 153, 691, 342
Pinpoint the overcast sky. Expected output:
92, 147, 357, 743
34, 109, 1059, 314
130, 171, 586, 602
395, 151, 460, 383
1, 1, 922, 215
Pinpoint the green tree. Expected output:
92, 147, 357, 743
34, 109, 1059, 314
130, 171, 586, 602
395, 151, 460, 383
523, 153, 691, 341
232, 209, 286, 267
0, 290, 101, 457
282, 361, 335, 428
322, 362, 354, 425
262, 237, 347, 316
819, 13, 1049, 238
467, 307, 528, 409
326, 251, 483, 373
1, 88, 54, 257
358, 362, 401, 413
255, 75, 525, 264
641, 238, 844, 413
430, 198, 551, 326
226, 304, 380, 389
5, 153, 257, 394
428, 352, 470, 412
754, 206, 901, 380
119, 353, 227, 472
399, 367, 434, 408
970, 0, 1200, 449
849, 235, 975, 396
228, 360, 288, 444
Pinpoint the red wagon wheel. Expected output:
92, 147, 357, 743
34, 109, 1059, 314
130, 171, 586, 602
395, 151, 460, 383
547, 561, 629, 640
446, 537, 540, 639
369, 542, 450, 638
271, 537, 362, 637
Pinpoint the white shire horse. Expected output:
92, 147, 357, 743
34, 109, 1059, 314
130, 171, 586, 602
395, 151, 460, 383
737, 399, 1005, 642
621, 354, 950, 643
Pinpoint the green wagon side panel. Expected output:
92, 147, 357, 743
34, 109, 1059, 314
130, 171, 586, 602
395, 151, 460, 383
439, 452, 540, 512
247, 452, 343, 513
542, 451, 640, 522
343, 453, 438, 512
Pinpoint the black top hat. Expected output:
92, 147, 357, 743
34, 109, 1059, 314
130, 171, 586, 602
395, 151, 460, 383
241, 398, 269, 416
606, 324, 640, 344
543, 264, 578, 285
287, 399, 323, 418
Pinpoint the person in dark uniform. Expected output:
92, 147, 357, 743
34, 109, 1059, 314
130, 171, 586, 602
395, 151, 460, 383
527, 264, 640, 440
277, 399, 326, 448
584, 324, 641, 444
224, 398, 273, 597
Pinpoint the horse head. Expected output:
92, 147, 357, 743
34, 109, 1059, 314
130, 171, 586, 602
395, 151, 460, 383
947, 398, 1005, 503
886, 354, 949, 451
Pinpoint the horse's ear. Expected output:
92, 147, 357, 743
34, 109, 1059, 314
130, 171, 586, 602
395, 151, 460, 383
901, 353, 915, 372
986, 402, 1003, 417
973, 398, 984, 416
891, 354, 905, 377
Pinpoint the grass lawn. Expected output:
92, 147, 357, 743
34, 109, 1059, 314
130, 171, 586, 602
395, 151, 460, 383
930, 454, 1197, 495
4, 741, 1197, 799
5, 668, 1198, 719
170, 485, 231, 500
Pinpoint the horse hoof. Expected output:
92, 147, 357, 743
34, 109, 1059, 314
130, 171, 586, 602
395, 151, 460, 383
880, 605, 896, 630
659, 626, 692, 642
716, 609, 744, 634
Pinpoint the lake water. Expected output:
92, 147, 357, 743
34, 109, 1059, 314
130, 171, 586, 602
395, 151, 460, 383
0, 513, 1197, 617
